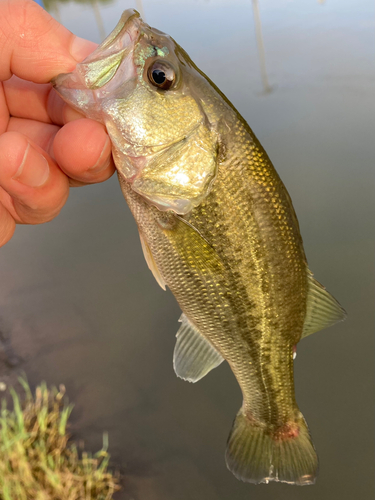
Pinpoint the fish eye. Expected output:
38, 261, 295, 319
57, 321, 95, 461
147, 61, 176, 90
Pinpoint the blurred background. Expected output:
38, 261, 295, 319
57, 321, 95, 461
0, 0, 374, 499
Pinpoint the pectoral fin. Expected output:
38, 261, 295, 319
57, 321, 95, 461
138, 230, 166, 290
302, 272, 347, 339
173, 314, 224, 383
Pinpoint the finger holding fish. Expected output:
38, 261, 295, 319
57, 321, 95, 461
53, 119, 115, 186
2, 76, 86, 125
4, 115, 115, 186
0, 117, 114, 230
2, 73, 114, 185
0, 0, 96, 84
6, 117, 60, 153
0, 131, 69, 224
0, 0, 115, 246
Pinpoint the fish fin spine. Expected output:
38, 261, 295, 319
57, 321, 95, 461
225, 410, 318, 485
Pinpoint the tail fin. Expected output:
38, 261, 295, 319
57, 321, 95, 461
225, 411, 318, 485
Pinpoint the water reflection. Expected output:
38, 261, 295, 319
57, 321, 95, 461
1, 1, 374, 499
251, 0, 272, 93
44, 0, 115, 39
135, 0, 145, 21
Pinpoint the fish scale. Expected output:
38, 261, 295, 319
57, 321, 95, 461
53, 8, 346, 485
119, 120, 303, 426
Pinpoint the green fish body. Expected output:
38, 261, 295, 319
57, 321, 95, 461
53, 10, 346, 485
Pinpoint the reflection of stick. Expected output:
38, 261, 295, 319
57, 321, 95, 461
251, 0, 272, 93
92, 0, 106, 41
135, 0, 145, 20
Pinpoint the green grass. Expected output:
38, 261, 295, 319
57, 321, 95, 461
0, 378, 121, 500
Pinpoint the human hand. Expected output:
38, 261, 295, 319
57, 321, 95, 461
0, 0, 115, 247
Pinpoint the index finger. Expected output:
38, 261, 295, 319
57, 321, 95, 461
3, 76, 86, 125
0, 0, 97, 83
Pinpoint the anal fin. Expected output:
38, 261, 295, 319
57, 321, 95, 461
302, 272, 347, 339
173, 314, 224, 383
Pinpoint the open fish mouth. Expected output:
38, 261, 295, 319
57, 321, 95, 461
51, 10, 144, 107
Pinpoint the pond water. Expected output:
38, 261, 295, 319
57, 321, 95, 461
0, 0, 374, 499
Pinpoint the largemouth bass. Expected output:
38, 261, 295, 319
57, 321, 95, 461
53, 10, 346, 485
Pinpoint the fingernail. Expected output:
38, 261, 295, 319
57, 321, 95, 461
13, 144, 50, 187
70, 36, 97, 62
89, 137, 112, 173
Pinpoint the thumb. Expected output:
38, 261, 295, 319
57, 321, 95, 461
0, 0, 97, 83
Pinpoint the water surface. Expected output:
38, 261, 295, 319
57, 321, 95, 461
0, 1, 374, 499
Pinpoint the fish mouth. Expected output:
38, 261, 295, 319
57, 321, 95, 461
52, 9, 143, 97
79, 8, 142, 87
98, 9, 142, 52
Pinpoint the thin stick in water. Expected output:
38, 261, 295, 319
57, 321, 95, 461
135, 0, 146, 21
92, 0, 106, 42
251, 0, 272, 93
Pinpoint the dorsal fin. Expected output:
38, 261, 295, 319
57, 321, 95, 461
302, 272, 347, 339
173, 314, 224, 383
138, 230, 166, 290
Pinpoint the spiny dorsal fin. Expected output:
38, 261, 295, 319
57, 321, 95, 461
173, 314, 224, 383
138, 230, 166, 290
302, 272, 347, 339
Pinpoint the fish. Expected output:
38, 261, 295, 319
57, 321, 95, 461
52, 9, 346, 485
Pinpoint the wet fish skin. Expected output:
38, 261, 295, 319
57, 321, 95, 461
52, 9, 346, 485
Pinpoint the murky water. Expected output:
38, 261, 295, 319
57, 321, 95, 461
0, 0, 374, 499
